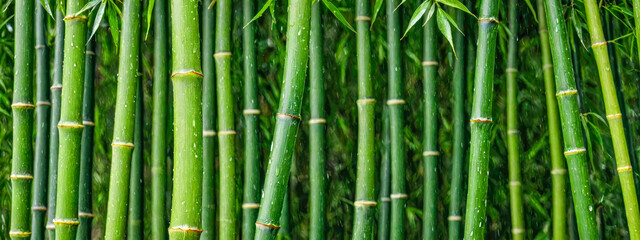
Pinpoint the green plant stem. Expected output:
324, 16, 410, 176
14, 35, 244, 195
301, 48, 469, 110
543, 0, 598, 238
201, 1, 216, 239
277, 189, 291, 239
421, 12, 438, 240
128, 79, 144, 240
378, 105, 391, 240
54, 0, 89, 238
582, 0, 640, 238
463, 0, 500, 238
253, 0, 311, 238
169, 0, 204, 239
47, 9, 65, 240
32, 3, 50, 239
76, 17, 96, 240
152, 0, 169, 239
537, 1, 566, 239
10, 0, 35, 239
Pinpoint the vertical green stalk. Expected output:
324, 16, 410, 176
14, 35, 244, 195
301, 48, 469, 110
309, 2, 326, 240
201, 0, 216, 239
242, 0, 260, 238
582, 0, 640, 238
537, 1, 566, 239
543, 0, 598, 238
54, 0, 88, 238
103, 0, 142, 238
76, 18, 96, 240
169, 0, 204, 239
277, 189, 291, 239
505, 0, 524, 238
215, 0, 237, 239
128, 79, 144, 240
152, 0, 169, 239
32, 2, 50, 239
47, 9, 65, 240
447, 3, 466, 240
353, 0, 375, 238
378, 106, 391, 240
253, 0, 311, 238
463, 0, 499, 238
10, 0, 35, 239
386, 0, 406, 238
421, 12, 438, 240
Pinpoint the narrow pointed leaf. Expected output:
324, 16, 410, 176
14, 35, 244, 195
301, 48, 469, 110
422, 4, 436, 27
88, 2, 106, 42
39, 0, 54, 18
107, 3, 119, 50
145, 0, 154, 39
440, 6, 463, 35
208, 0, 216, 9
436, 7, 455, 57
524, 0, 536, 22
244, 0, 273, 28
74, 0, 101, 16
436, 0, 474, 18
322, 0, 356, 33
370, 0, 384, 28
402, 0, 431, 38
393, 0, 405, 13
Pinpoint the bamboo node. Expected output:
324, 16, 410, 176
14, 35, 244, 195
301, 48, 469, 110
354, 200, 378, 207
168, 225, 204, 233
512, 228, 525, 234
83, 120, 95, 126
31, 206, 47, 211
381, 197, 391, 202
45, 224, 55, 230
35, 45, 46, 49
505, 68, 518, 73
63, 15, 89, 21
171, 70, 204, 79
10, 174, 34, 180
422, 151, 439, 156
356, 98, 376, 105
309, 118, 327, 124
355, 16, 371, 21
218, 130, 237, 135
78, 212, 94, 218
255, 221, 281, 230
386, 99, 406, 105
242, 203, 260, 209
85, 50, 96, 56
478, 17, 500, 24
111, 141, 135, 148
564, 148, 586, 156
509, 181, 521, 186
37, 101, 52, 106
617, 166, 633, 172
203, 130, 217, 137
390, 193, 408, 199
470, 117, 493, 123
543, 64, 553, 70
538, 29, 548, 34
448, 215, 462, 221
53, 218, 80, 226
606, 113, 622, 119
551, 169, 567, 175
507, 129, 519, 134
9, 231, 31, 237
58, 121, 84, 129
421, 61, 438, 66
591, 41, 607, 48
243, 109, 261, 115
50, 84, 63, 90
11, 102, 35, 109
213, 52, 232, 58
277, 113, 301, 120
555, 89, 578, 97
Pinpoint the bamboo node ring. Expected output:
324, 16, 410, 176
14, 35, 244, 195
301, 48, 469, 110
58, 121, 84, 129
255, 222, 281, 230
421, 61, 438, 66
448, 215, 462, 221
45, 224, 55, 230
32, 206, 47, 211
618, 166, 633, 172
354, 200, 378, 207
564, 148, 586, 156
355, 16, 371, 21
243, 109, 261, 115
10, 174, 34, 180
11, 102, 35, 109
203, 130, 217, 137
507, 129, 519, 134
83, 120, 95, 126
390, 193, 408, 199
470, 117, 493, 123
9, 231, 31, 237
168, 225, 204, 233
53, 218, 80, 226
357, 98, 376, 104
606, 113, 622, 119
422, 151, 439, 156
512, 228, 525, 234
111, 142, 135, 148
505, 68, 518, 73
551, 169, 567, 175
381, 197, 391, 202
85, 51, 96, 56
37, 101, 52, 106
171, 70, 204, 79
309, 118, 327, 124
591, 41, 607, 48
509, 181, 521, 186
478, 17, 500, 24
50, 84, 63, 90
218, 130, 237, 135
213, 52, 232, 58
78, 212, 95, 218
63, 15, 89, 21
277, 113, 301, 120
386, 99, 406, 105
556, 89, 578, 97
543, 64, 553, 70
35, 45, 46, 49
242, 203, 260, 209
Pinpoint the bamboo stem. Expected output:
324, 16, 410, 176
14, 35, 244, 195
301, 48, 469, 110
378, 105, 391, 240
127, 79, 144, 240
201, 0, 216, 238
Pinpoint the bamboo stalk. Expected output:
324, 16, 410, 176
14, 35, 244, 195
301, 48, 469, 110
421, 11, 438, 240
54, 0, 89, 238
103, 0, 142, 238
169, 0, 204, 239
537, 1, 566, 239
353, 0, 376, 238
386, 0, 406, 238
543, 0, 598, 238
582, 0, 640, 237
463, 0, 500, 238
201, 0, 216, 238
32, 2, 50, 239
309, 2, 326, 240
378, 105, 391, 240
505, 0, 525, 238
47, 9, 65, 240
277, 189, 291, 239
151, 0, 169, 239
447, 3, 467, 240
253, 0, 311, 238
10, 0, 35, 239
128, 79, 144, 240
76, 16, 96, 240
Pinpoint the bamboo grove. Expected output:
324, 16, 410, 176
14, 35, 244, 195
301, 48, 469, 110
7, 0, 640, 239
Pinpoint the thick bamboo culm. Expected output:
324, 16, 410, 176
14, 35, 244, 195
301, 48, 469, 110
543, 0, 598, 238
537, 1, 566, 239
463, 0, 500, 238
10, 0, 35, 239
201, 0, 216, 238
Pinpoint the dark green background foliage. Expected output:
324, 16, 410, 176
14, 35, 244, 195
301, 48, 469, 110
1, 0, 640, 239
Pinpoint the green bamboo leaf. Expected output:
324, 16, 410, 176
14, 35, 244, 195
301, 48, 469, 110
244, 0, 273, 28
421, 3, 436, 27
2, 0, 13, 12
436, 0, 475, 18
439, 5, 463, 35
74, 0, 101, 16
0, 15, 13, 29
88, 2, 106, 42
145, 0, 154, 40
269, 0, 275, 25
322, 0, 356, 33
523, 0, 537, 22
39, 0, 54, 18
393, 0, 405, 13
401, 0, 431, 39
436, 7, 456, 57
107, 3, 119, 51
370, 0, 384, 28
580, 116, 594, 169
208, 0, 217, 9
